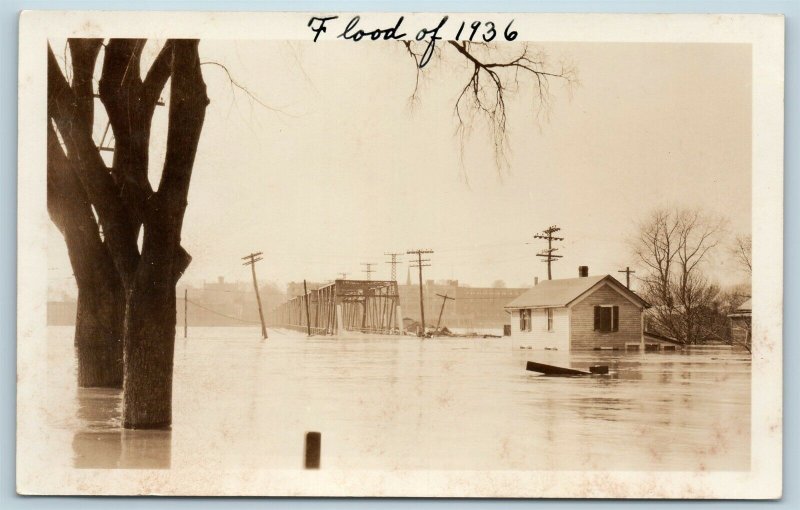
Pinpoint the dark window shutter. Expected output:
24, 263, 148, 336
594, 306, 601, 331
612, 306, 619, 332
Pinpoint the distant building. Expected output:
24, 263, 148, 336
398, 279, 528, 329
178, 277, 285, 327
505, 269, 649, 351
286, 281, 326, 298
48, 276, 286, 327
728, 298, 752, 350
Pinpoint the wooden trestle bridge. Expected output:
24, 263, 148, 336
273, 279, 403, 335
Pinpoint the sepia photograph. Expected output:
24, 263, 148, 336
16, 10, 784, 498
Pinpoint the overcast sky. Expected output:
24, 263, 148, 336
48, 40, 752, 296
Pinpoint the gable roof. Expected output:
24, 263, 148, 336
505, 275, 648, 309
735, 298, 752, 313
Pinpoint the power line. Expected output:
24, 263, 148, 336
533, 225, 564, 280
185, 298, 261, 324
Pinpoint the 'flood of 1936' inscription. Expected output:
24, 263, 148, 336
307, 15, 519, 68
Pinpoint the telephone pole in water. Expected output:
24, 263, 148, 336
618, 266, 636, 289
407, 249, 433, 337
242, 251, 268, 339
384, 252, 403, 282
533, 226, 564, 280
434, 292, 455, 334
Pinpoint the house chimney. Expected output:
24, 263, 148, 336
578, 266, 589, 278
534, 277, 539, 286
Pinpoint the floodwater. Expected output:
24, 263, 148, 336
46, 326, 750, 472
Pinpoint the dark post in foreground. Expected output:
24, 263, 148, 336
304, 431, 321, 469
407, 249, 433, 337
242, 252, 268, 339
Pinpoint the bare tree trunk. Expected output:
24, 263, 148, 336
50, 39, 206, 427
121, 40, 207, 429
121, 268, 177, 428
48, 123, 125, 387
74, 282, 125, 387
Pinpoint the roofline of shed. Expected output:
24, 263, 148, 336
504, 304, 568, 310
504, 275, 650, 310
565, 275, 651, 309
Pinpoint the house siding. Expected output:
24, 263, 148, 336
730, 316, 751, 349
510, 307, 570, 350
569, 283, 643, 350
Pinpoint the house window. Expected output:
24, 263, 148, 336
546, 308, 554, 331
520, 309, 532, 332
594, 305, 619, 332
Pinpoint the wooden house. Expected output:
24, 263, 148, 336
505, 270, 649, 351
728, 298, 752, 350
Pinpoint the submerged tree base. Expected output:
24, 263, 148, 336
74, 284, 125, 389
75, 342, 123, 388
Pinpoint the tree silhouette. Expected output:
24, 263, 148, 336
48, 38, 572, 429
633, 208, 725, 344
48, 39, 207, 428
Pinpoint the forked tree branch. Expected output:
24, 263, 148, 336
48, 44, 141, 283
402, 40, 576, 174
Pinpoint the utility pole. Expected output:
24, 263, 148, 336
303, 279, 312, 336
434, 292, 455, 335
384, 252, 403, 282
242, 251, 268, 339
183, 288, 188, 338
618, 266, 636, 289
361, 262, 375, 281
533, 225, 564, 280
407, 249, 433, 337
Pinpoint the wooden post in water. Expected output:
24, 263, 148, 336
183, 288, 188, 338
304, 431, 321, 469
407, 249, 433, 337
304, 279, 312, 336
434, 292, 454, 335
242, 252, 268, 339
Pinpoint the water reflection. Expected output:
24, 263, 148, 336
71, 387, 171, 469
46, 326, 750, 472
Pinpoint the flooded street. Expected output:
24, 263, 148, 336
46, 326, 750, 472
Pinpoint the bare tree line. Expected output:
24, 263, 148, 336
632, 208, 751, 349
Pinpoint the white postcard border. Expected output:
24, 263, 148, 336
17, 10, 784, 498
